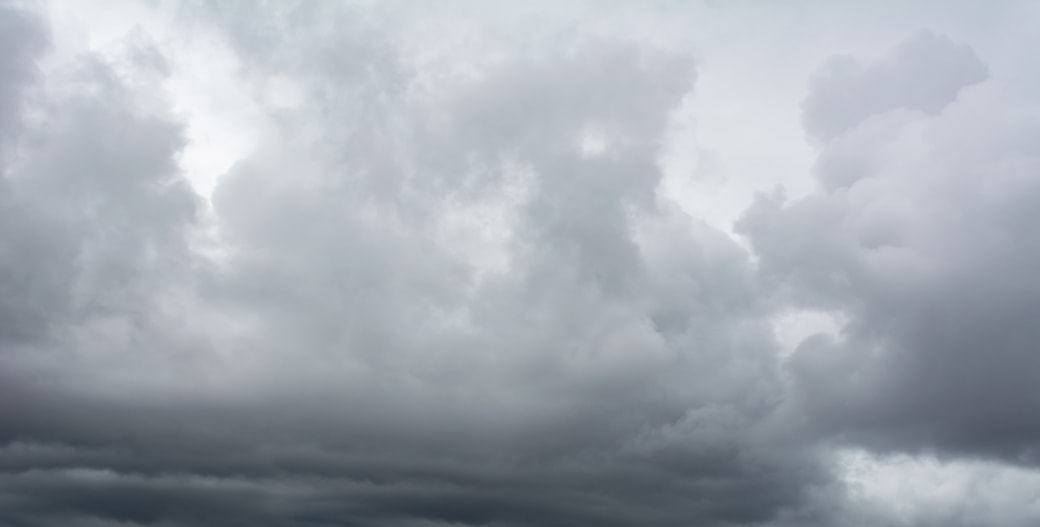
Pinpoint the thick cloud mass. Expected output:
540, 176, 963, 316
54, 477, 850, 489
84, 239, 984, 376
3, 2, 1040, 526
742, 30, 1040, 462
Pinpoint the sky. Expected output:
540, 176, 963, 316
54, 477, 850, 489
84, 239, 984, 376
2, 1, 1040, 526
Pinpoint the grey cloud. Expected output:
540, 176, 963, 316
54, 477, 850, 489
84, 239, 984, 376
741, 31, 1040, 464
801, 30, 987, 143
195, 6, 823, 524
0, 54, 199, 363
0, 3, 838, 526
6, 2, 1036, 526
0, 3, 46, 150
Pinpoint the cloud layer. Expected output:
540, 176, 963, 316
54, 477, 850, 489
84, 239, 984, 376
2, 2, 1040, 526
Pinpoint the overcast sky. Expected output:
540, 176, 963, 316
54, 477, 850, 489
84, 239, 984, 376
3, 1, 1040, 526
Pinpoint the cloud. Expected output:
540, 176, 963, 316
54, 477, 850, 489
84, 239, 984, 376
0, 2, 47, 152
801, 30, 987, 144
740, 30, 1040, 464
0, 2, 835, 526
835, 448, 1040, 527
4, 2, 1040, 526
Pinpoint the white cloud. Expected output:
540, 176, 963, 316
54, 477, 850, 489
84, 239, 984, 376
839, 448, 1040, 527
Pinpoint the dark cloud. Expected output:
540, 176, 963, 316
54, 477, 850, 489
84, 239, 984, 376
0, 3, 836, 526
4, 2, 1040, 526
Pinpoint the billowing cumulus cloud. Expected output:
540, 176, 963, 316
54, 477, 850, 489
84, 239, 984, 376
741, 27, 1040, 464
2, 1, 1040, 526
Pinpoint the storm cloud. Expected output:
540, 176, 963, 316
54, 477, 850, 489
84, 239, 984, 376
2, 1, 1040, 526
